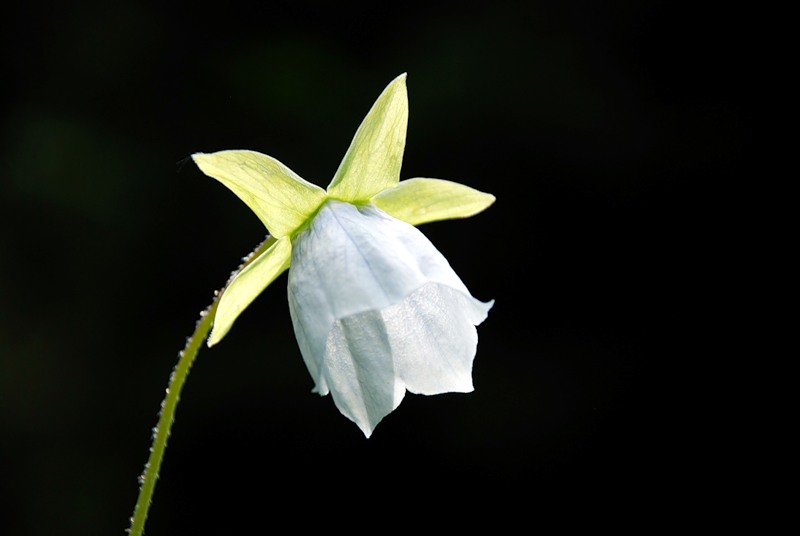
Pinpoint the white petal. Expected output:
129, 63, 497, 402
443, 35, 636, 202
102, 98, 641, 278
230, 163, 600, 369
383, 283, 492, 395
322, 311, 405, 437
323, 283, 491, 436
287, 200, 492, 436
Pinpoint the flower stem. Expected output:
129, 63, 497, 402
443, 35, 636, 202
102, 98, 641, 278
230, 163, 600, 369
128, 236, 274, 536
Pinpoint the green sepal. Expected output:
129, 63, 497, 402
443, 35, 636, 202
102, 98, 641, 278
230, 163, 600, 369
193, 150, 327, 238
208, 236, 292, 346
371, 178, 496, 226
326, 73, 408, 203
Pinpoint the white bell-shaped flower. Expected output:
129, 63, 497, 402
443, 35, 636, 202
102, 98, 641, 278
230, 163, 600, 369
287, 200, 493, 437
193, 74, 496, 436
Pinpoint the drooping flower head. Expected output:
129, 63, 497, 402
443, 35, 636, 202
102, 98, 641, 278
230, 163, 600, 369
193, 74, 494, 437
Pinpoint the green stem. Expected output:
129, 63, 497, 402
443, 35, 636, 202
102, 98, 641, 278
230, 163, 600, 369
128, 236, 274, 536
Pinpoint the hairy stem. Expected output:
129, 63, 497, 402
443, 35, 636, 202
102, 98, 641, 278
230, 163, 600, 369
128, 236, 275, 535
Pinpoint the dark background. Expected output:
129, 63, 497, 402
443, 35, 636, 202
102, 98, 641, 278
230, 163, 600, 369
1, 1, 749, 534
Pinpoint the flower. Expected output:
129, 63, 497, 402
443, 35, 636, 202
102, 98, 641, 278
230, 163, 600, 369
192, 73, 495, 437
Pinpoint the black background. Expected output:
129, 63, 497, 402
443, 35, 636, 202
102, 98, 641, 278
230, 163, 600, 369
1, 1, 750, 534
